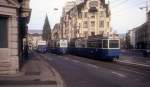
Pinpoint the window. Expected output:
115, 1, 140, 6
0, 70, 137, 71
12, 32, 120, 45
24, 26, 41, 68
91, 32, 95, 36
0, 17, 8, 48
91, 15, 95, 18
103, 40, 108, 48
91, 21, 95, 27
84, 31, 88, 37
69, 42, 75, 48
107, 22, 109, 28
100, 21, 104, 28
88, 42, 97, 48
100, 11, 104, 17
79, 13, 82, 18
89, 1, 98, 7
83, 21, 88, 28
109, 40, 119, 48
98, 40, 102, 48
84, 12, 88, 18
91, 13, 95, 18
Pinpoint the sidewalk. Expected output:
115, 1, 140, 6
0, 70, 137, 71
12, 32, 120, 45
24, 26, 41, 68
0, 53, 61, 87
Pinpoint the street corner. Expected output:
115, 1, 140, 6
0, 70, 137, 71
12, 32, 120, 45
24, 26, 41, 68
34, 53, 66, 87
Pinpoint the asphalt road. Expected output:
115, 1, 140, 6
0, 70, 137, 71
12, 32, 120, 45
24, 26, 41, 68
39, 53, 150, 87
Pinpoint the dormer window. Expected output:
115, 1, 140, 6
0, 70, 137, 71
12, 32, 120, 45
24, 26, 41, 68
89, 1, 98, 8
89, 1, 98, 12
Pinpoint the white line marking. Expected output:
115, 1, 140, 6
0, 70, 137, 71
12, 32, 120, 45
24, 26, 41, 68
64, 57, 69, 60
120, 68, 145, 75
117, 60, 150, 67
112, 71, 127, 78
72, 60, 80, 63
87, 64, 99, 69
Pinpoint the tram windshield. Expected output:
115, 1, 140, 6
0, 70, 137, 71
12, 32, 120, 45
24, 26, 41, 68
109, 40, 119, 48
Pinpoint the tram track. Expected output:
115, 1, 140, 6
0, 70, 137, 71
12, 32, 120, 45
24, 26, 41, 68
63, 54, 150, 76
36, 53, 150, 87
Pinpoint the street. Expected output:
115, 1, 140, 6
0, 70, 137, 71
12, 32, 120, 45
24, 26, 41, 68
39, 53, 150, 87
1, 0, 150, 87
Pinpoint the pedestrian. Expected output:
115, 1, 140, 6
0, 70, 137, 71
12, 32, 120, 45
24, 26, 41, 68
24, 44, 29, 60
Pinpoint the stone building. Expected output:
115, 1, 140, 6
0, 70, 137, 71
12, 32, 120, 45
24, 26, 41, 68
0, 0, 31, 75
60, 0, 111, 41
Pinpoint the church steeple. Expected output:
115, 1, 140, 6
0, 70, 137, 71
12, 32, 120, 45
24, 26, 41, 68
42, 14, 51, 41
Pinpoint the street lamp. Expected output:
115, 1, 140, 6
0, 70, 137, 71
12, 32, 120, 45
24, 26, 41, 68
139, 0, 149, 20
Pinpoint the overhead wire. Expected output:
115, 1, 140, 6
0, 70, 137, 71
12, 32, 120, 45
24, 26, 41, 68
110, 0, 130, 8
111, 0, 146, 16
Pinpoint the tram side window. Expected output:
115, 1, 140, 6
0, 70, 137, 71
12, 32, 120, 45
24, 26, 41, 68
69, 42, 75, 48
60, 42, 67, 47
56, 42, 59, 47
103, 40, 108, 48
109, 40, 119, 48
98, 40, 102, 48
88, 42, 97, 48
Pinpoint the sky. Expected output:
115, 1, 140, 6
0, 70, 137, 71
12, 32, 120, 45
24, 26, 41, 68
28, 0, 148, 34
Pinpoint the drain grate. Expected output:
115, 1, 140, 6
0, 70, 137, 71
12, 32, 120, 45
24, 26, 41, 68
0, 80, 57, 85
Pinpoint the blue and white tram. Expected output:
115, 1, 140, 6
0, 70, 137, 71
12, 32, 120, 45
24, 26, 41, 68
69, 37, 120, 61
49, 39, 68, 55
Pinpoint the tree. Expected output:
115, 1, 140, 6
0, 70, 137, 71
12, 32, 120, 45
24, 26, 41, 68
42, 14, 51, 42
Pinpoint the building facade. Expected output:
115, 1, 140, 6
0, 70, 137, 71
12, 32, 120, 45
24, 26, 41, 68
28, 33, 42, 50
52, 23, 62, 40
135, 11, 150, 49
62, 1, 76, 16
0, 0, 31, 75
135, 23, 149, 49
59, 0, 111, 41
125, 29, 136, 49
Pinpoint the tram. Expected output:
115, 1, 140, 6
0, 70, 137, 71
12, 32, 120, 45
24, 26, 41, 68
49, 39, 68, 55
69, 36, 120, 61
37, 41, 47, 53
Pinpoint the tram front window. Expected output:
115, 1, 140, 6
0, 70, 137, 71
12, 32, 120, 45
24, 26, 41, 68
109, 40, 119, 48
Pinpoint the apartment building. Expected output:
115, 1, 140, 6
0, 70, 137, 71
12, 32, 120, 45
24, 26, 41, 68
60, 0, 111, 41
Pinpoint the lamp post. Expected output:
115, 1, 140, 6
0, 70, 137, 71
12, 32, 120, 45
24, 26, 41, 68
140, 0, 149, 20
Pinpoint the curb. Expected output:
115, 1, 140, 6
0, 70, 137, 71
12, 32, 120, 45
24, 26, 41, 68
49, 63, 66, 87
115, 60, 150, 70
37, 53, 66, 87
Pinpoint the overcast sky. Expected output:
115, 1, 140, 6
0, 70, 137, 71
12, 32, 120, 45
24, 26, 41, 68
28, 0, 147, 34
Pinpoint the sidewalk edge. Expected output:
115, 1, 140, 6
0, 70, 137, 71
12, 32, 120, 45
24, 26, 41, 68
37, 53, 66, 87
